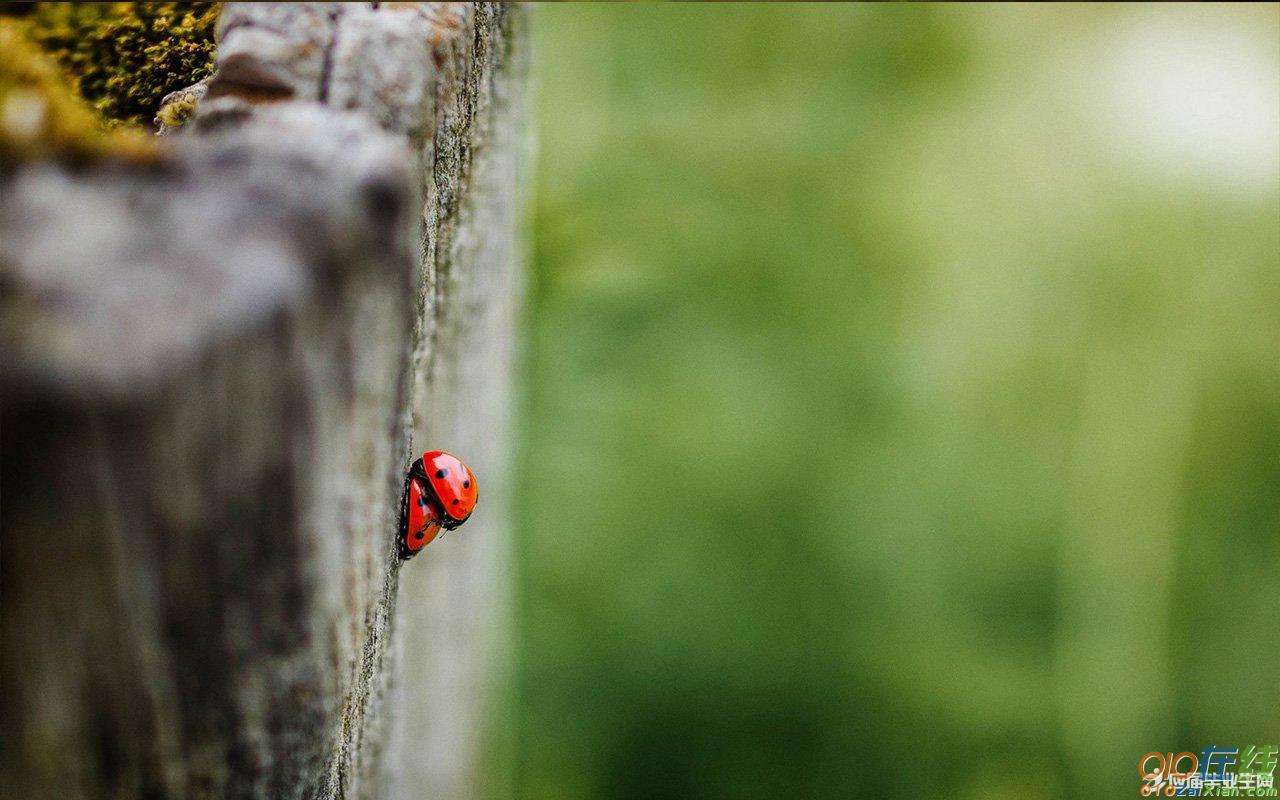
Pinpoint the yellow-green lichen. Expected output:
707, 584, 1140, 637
0, 19, 156, 164
9, 2, 219, 130
154, 81, 204, 134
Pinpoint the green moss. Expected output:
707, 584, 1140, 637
0, 19, 157, 164
11, 2, 219, 130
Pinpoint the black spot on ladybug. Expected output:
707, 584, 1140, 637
463, 480, 470, 488
414, 530, 424, 540
436, 469, 447, 479
452, 499, 460, 505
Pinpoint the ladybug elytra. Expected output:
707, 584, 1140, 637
399, 450, 478, 558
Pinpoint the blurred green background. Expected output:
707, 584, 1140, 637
513, 5, 1279, 799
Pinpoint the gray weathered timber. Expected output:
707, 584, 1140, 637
0, 4, 523, 799
392, 7, 526, 798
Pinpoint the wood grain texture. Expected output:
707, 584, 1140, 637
0, 5, 524, 799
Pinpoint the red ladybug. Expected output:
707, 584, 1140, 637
399, 450, 478, 558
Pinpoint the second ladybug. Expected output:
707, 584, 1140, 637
399, 450, 478, 559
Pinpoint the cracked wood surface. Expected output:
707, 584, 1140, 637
0, 4, 524, 799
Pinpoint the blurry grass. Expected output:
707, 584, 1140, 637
514, 5, 1279, 799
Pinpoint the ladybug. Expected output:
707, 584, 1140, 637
399, 450, 478, 559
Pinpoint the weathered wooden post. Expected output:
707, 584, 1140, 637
0, 4, 524, 798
